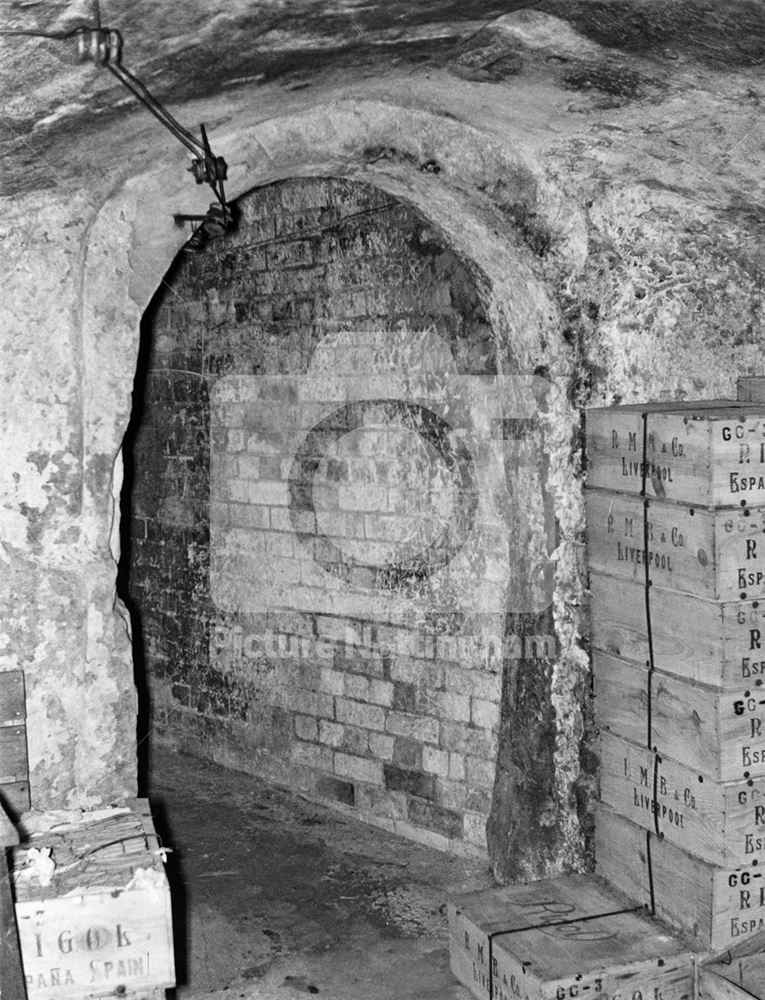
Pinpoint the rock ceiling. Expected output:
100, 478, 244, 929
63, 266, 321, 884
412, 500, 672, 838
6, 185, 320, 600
2, 0, 764, 197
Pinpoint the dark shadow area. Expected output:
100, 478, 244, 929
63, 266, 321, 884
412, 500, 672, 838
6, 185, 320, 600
117, 253, 186, 799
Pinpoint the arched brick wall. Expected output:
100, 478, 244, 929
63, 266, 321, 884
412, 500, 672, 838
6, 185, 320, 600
128, 176, 550, 856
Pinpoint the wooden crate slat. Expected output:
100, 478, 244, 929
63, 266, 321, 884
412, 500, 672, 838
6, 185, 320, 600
595, 805, 765, 951
590, 573, 765, 689
448, 874, 694, 1000
586, 489, 765, 602
593, 651, 765, 782
586, 402, 765, 506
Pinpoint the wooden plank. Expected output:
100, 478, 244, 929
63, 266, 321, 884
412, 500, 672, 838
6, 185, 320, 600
0, 671, 26, 728
0, 726, 30, 785
590, 573, 765, 690
593, 651, 765, 782
595, 805, 765, 952
448, 874, 694, 1000
0, 671, 29, 821
586, 490, 765, 602
599, 731, 765, 867
585, 401, 765, 506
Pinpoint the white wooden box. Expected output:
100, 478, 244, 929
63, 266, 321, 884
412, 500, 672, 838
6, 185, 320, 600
12, 800, 175, 1000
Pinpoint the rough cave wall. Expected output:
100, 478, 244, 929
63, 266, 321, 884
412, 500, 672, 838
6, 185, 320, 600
128, 176, 555, 856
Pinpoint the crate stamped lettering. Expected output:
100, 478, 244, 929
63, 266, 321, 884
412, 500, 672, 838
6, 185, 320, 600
600, 732, 765, 867
15, 890, 172, 996
589, 574, 765, 690
586, 403, 765, 506
586, 491, 765, 602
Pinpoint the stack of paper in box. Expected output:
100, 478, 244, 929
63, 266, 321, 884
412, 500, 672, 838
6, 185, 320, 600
586, 400, 765, 952
11, 799, 175, 1000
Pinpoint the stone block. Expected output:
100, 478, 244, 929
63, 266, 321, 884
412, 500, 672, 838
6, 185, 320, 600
344, 672, 370, 701
335, 697, 385, 731
314, 774, 355, 806
294, 714, 318, 742
471, 696, 499, 731
291, 741, 333, 770
367, 731, 395, 761
466, 755, 496, 789
386, 711, 438, 745
290, 688, 335, 719
439, 720, 497, 758
318, 719, 344, 748
368, 679, 393, 707
445, 666, 502, 701
449, 752, 467, 781
392, 736, 422, 770
383, 764, 436, 801
422, 745, 450, 778
334, 752, 383, 786
319, 667, 346, 697
435, 779, 469, 812
340, 723, 369, 756
437, 691, 471, 723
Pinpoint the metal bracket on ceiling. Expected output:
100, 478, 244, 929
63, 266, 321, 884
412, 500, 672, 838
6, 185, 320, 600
75, 21, 233, 252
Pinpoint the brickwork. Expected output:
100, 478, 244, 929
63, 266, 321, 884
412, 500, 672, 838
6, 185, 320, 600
128, 177, 544, 855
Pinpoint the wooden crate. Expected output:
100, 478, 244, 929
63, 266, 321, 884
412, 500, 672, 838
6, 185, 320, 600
585, 401, 765, 506
595, 805, 765, 951
593, 651, 765, 782
447, 873, 694, 1000
599, 731, 765, 868
590, 573, 765, 690
12, 800, 175, 1000
586, 489, 765, 602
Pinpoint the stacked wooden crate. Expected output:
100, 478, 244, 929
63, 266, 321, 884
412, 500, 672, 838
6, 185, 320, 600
587, 400, 765, 952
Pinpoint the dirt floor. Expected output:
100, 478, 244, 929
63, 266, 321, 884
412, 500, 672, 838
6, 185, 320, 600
148, 745, 494, 1000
